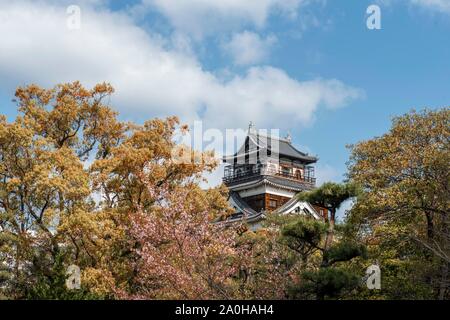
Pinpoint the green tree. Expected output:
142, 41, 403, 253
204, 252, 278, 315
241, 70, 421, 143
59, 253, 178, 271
298, 182, 359, 261
348, 108, 450, 300
25, 253, 105, 300
280, 216, 366, 300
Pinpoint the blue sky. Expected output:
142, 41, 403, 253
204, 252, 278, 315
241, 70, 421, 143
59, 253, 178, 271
1, 0, 449, 193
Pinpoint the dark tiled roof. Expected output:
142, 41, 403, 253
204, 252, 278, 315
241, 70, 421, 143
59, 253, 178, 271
265, 175, 315, 191
230, 191, 258, 216
278, 139, 316, 162
219, 190, 322, 225
224, 131, 318, 164
226, 174, 315, 192
219, 191, 265, 224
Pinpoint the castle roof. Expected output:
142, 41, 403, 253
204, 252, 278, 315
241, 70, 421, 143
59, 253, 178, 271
223, 127, 318, 164
218, 191, 321, 226
225, 174, 315, 192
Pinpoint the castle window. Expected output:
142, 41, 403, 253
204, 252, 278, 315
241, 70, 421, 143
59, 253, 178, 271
269, 199, 278, 208
281, 166, 291, 176
267, 163, 277, 174
255, 199, 264, 208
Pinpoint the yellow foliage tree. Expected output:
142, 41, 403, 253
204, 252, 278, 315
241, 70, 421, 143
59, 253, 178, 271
348, 108, 450, 299
0, 82, 234, 299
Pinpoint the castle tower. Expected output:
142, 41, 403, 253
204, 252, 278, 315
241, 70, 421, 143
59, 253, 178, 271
222, 123, 323, 228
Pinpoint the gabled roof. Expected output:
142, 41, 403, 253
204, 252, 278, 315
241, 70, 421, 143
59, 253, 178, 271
223, 128, 318, 164
218, 191, 321, 226
273, 197, 321, 220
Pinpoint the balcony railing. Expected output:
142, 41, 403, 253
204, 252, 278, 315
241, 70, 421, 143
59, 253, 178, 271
223, 166, 316, 185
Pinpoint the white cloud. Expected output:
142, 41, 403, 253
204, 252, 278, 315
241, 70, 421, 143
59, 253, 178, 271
0, 0, 362, 131
336, 199, 355, 222
202, 67, 363, 129
410, 0, 450, 13
315, 163, 341, 186
377, 0, 450, 14
137, 0, 306, 38
223, 31, 277, 66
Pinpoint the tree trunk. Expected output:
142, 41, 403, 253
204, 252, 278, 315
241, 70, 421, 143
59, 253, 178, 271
438, 262, 448, 300
324, 208, 336, 251
321, 208, 336, 267
425, 212, 434, 240
438, 218, 449, 300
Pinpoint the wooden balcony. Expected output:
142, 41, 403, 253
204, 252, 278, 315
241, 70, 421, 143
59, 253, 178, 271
223, 166, 316, 186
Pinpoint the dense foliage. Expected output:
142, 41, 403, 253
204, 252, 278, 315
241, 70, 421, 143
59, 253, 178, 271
0, 83, 448, 300
347, 108, 449, 300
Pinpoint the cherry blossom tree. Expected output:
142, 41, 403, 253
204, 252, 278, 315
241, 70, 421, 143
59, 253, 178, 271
121, 183, 244, 299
